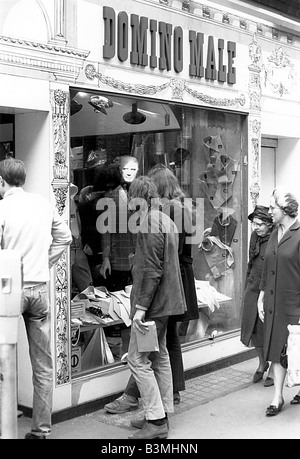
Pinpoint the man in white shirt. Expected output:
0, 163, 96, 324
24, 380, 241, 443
0, 158, 72, 439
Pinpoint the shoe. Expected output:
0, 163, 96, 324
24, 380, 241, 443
24, 432, 46, 439
128, 421, 168, 439
105, 393, 139, 414
290, 394, 300, 405
173, 391, 181, 405
253, 363, 269, 383
266, 399, 284, 416
131, 417, 147, 429
264, 377, 274, 387
131, 417, 169, 429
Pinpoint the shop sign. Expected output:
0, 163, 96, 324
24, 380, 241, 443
102, 6, 236, 84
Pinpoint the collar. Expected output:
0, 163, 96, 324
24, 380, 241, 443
3, 187, 24, 199
289, 219, 300, 231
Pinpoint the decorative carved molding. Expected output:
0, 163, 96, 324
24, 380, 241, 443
262, 46, 295, 96
50, 88, 70, 385
51, 89, 69, 184
249, 34, 262, 70
85, 64, 246, 108
0, 35, 88, 58
248, 35, 262, 208
0, 35, 89, 82
182, 1, 191, 12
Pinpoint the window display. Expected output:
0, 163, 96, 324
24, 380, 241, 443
69, 89, 246, 377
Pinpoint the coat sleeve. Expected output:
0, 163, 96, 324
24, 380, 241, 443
134, 229, 165, 310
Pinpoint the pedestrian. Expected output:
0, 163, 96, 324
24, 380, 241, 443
0, 158, 72, 439
126, 176, 186, 439
148, 164, 199, 398
257, 187, 300, 416
240, 205, 274, 386
104, 165, 199, 415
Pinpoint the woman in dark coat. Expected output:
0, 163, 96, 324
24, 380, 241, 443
258, 187, 300, 416
240, 206, 274, 384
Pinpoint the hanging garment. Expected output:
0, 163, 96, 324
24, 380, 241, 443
211, 212, 237, 246
198, 235, 234, 279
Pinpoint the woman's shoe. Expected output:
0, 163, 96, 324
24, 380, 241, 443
253, 363, 269, 383
173, 391, 181, 405
264, 377, 274, 387
266, 399, 284, 416
290, 394, 300, 405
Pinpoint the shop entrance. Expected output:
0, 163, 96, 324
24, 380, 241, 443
260, 138, 277, 206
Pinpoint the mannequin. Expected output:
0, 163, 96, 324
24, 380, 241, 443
99, 156, 139, 291
98, 156, 139, 358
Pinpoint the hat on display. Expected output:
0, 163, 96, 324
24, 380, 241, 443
203, 135, 225, 153
85, 149, 107, 169
248, 205, 272, 223
173, 147, 190, 165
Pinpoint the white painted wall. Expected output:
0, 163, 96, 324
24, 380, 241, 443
276, 138, 300, 204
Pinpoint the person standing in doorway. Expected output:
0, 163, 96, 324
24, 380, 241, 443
240, 205, 274, 386
257, 187, 300, 416
0, 158, 72, 439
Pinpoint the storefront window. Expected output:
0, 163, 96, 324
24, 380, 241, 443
0, 114, 14, 161
69, 89, 246, 377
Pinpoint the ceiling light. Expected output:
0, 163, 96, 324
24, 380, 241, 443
123, 103, 146, 125
88, 95, 113, 115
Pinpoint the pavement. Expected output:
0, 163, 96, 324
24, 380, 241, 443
13, 357, 300, 441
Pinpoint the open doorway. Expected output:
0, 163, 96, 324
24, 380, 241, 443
260, 137, 277, 206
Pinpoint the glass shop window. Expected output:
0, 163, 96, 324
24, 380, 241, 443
0, 114, 15, 201
69, 89, 247, 377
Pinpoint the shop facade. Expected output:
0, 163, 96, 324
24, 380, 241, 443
1, 0, 300, 415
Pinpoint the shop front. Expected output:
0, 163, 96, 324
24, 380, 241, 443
1, 0, 300, 415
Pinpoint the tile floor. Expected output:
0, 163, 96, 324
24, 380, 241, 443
88, 358, 255, 429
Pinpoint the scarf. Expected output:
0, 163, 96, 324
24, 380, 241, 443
249, 231, 272, 262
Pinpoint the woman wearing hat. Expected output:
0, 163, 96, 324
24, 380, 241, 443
258, 188, 300, 416
241, 205, 274, 386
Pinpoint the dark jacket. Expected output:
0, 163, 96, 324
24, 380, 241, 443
130, 207, 186, 319
164, 198, 199, 321
100, 185, 136, 271
240, 230, 271, 347
260, 220, 300, 362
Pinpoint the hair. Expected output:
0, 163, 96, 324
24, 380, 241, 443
148, 164, 185, 200
93, 165, 121, 192
119, 155, 139, 170
272, 187, 298, 217
128, 175, 159, 205
0, 158, 26, 187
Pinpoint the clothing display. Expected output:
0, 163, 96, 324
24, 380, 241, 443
211, 210, 237, 246
198, 235, 235, 279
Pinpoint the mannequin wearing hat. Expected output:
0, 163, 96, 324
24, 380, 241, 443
240, 205, 274, 386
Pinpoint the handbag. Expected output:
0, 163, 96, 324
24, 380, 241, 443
286, 324, 300, 387
280, 344, 288, 369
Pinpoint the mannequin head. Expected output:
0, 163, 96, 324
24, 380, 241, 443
119, 156, 139, 184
